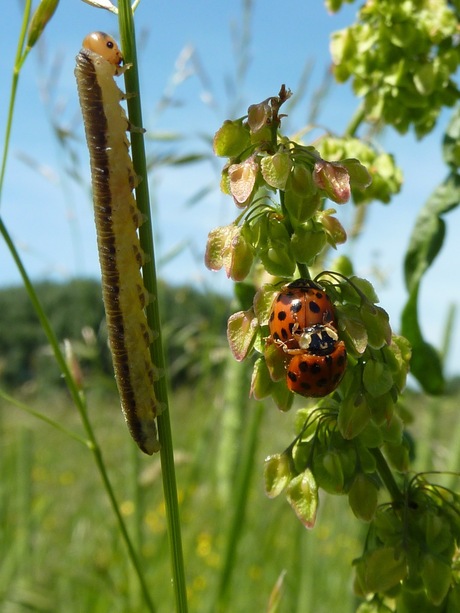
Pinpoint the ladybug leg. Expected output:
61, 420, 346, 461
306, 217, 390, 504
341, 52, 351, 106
284, 347, 304, 356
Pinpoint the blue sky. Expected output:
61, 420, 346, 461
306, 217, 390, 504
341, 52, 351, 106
1, 1, 459, 376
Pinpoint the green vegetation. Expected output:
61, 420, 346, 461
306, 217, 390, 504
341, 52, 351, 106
1, 0, 460, 612
0, 282, 459, 611
0, 280, 229, 390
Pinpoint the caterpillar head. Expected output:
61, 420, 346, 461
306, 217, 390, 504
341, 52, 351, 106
82, 31, 123, 66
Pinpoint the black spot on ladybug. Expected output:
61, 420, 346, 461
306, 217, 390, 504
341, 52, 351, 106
277, 311, 287, 322
317, 378, 329, 388
298, 360, 309, 372
311, 363, 322, 374
291, 301, 302, 314
308, 300, 321, 314
287, 371, 297, 383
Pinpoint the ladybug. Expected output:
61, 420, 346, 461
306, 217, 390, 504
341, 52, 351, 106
269, 279, 337, 350
286, 338, 347, 398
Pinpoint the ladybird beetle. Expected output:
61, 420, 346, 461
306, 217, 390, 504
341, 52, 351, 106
286, 338, 347, 397
269, 279, 337, 350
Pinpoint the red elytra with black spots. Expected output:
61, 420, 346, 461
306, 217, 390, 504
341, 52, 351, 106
286, 339, 347, 397
269, 279, 337, 350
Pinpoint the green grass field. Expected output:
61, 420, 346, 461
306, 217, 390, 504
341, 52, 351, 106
2, 364, 459, 612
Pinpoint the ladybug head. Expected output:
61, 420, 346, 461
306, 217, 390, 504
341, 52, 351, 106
298, 324, 339, 355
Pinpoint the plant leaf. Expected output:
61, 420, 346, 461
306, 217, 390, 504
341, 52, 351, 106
401, 285, 444, 394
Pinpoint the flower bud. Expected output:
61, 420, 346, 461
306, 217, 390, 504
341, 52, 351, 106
290, 225, 327, 264
204, 225, 253, 281
250, 357, 273, 399
421, 553, 452, 605
213, 120, 251, 157
363, 360, 394, 397
260, 151, 292, 189
319, 212, 347, 247
361, 303, 392, 348
204, 225, 230, 272
286, 469, 318, 529
313, 451, 345, 494
227, 309, 258, 361
340, 158, 372, 190
338, 392, 371, 440
313, 160, 351, 204
64, 339, 84, 391
348, 474, 378, 521
264, 343, 287, 382
264, 453, 292, 498
227, 228, 253, 281
354, 547, 407, 595
248, 101, 271, 132
228, 157, 258, 206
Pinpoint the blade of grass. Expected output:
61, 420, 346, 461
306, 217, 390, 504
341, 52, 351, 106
0, 0, 32, 208
214, 400, 265, 612
117, 3, 188, 612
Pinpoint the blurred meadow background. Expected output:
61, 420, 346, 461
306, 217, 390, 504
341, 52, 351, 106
1, 1, 460, 612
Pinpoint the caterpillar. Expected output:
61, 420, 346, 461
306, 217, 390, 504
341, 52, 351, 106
75, 31, 161, 454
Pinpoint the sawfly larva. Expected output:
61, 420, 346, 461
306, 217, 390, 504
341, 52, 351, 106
75, 31, 161, 454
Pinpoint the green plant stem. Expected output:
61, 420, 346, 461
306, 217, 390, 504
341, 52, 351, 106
344, 103, 366, 138
117, 3, 188, 612
297, 263, 311, 279
0, 388, 87, 445
370, 448, 403, 504
279, 190, 310, 280
0, 0, 32, 208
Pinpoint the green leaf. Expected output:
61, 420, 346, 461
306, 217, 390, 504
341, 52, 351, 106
271, 379, 294, 412
401, 285, 444, 394
263, 343, 286, 382
348, 474, 378, 522
204, 226, 228, 271
421, 554, 452, 606
250, 357, 273, 399
253, 284, 278, 325
443, 105, 460, 168
341, 158, 372, 190
338, 393, 371, 439
363, 360, 394, 397
290, 226, 327, 264
286, 469, 318, 529
227, 309, 258, 361
355, 547, 407, 595
404, 173, 460, 292
401, 171, 460, 393
313, 451, 345, 494
264, 453, 292, 498
26, 0, 60, 49
260, 152, 292, 189
213, 120, 251, 157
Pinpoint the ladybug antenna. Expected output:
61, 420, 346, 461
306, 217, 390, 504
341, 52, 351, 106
315, 270, 377, 309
